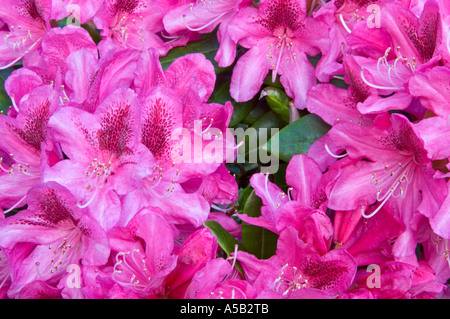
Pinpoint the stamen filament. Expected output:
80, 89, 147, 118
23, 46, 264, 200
324, 144, 347, 158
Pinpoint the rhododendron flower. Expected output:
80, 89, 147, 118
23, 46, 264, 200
94, 0, 193, 55
327, 113, 448, 261
0, 0, 53, 69
239, 154, 335, 238
163, 0, 252, 67
121, 51, 236, 227
109, 208, 177, 297
228, 0, 329, 109
184, 250, 254, 299
352, 260, 445, 299
238, 226, 357, 298
345, 0, 441, 115
0, 85, 60, 214
44, 88, 151, 230
0, 182, 109, 298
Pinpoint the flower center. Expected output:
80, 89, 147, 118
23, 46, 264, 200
113, 249, 152, 293
360, 47, 416, 91
273, 263, 309, 295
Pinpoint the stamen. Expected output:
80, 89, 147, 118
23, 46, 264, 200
182, 11, 227, 32
360, 67, 402, 91
287, 187, 293, 201
339, 14, 352, 34
324, 144, 347, 158
201, 118, 214, 134
211, 203, 234, 213
272, 37, 286, 82
264, 172, 277, 208
10, 95, 19, 113
3, 194, 27, 214
447, 27, 450, 56
77, 187, 99, 209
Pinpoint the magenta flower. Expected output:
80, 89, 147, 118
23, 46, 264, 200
121, 51, 236, 227
227, 0, 328, 109
239, 154, 335, 243
408, 66, 450, 122
0, 85, 60, 215
163, 0, 252, 67
238, 226, 357, 298
0, 182, 109, 298
306, 54, 376, 127
94, 0, 193, 55
110, 208, 177, 297
327, 113, 448, 261
184, 252, 254, 299
353, 260, 445, 299
345, 0, 441, 115
0, 0, 53, 69
44, 87, 150, 230
165, 227, 218, 298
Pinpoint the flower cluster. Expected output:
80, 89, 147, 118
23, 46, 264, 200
0, 0, 449, 299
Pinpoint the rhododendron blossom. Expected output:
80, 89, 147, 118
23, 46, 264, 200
0, 0, 448, 301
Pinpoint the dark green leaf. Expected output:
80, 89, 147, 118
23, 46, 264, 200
211, 80, 256, 127
260, 86, 290, 123
240, 110, 286, 164
0, 68, 14, 114
238, 189, 278, 259
203, 220, 244, 277
159, 35, 229, 74
263, 113, 330, 162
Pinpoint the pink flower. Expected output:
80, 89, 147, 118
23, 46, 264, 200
184, 253, 254, 299
345, 0, 441, 115
327, 113, 448, 261
121, 51, 236, 228
238, 226, 357, 298
0, 85, 60, 215
94, 0, 194, 55
306, 54, 376, 127
227, 0, 328, 109
408, 66, 450, 122
239, 154, 335, 243
51, 0, 103, 24
0, 0, 53, 69
165, 227, 218, 298
44, 87, 150, 229
110, 208, 178, 297
353, 260, 444, 299
162, 0, 252, 67
0, 182, 109, 298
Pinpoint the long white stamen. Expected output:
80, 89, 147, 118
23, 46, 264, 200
340, 14, 352, 34
447, 27, 450, 56
77, 187, 99, 209
324, 144, 347, 158
211, 203, 234, 213
272, 38, 286, 82
264, 172, 277, 208
11, 96, 19, 113
3, 195, 27, 214
362, 188, 394, 218
360, 67, 401, 91
182, 11, 226, 32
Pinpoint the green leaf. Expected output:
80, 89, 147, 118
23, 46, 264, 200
203, 220, 244, 277
159, 34, 229, 74
211, 80, 256, 127
240, 110, 286, 164
241, 99, 270, 126
238, 189, 278, 259
260, 86, 290, 123
0, 68, 15, 114
263, 113, 330, 162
